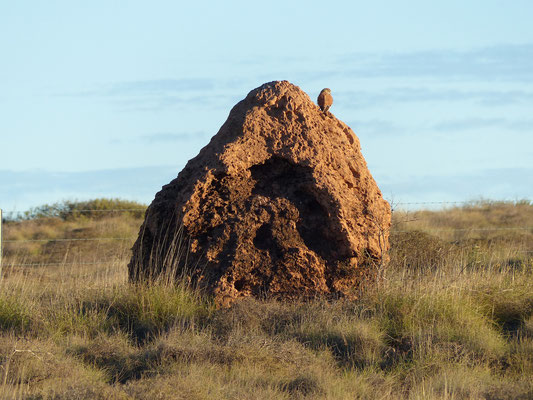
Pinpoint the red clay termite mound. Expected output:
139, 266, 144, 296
129, 81, 391, 307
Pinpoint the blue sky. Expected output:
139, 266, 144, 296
1, 1, 532, 212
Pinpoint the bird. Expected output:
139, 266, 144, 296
317, 88, 333, 114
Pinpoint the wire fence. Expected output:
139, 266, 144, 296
1, 200, 532, 268
4, 237, 135, 243
4, 226, 533, 244
1, 208, 147, 221
2, 199, 531, 218
8, 260, 121, 267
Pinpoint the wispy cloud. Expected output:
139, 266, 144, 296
105, 79, 214, 95
337, 88, 533, 109
62, 78, 229, 111
433, 118, 533, 132
73, 78, 214, 97
347, 119, 398, 136
109, 131, 207, 145
0, 166, 182, 212
377, 167, 533, 207
337, 43, 533, 82
139, 132, 207, 143
55, 43, 533, 116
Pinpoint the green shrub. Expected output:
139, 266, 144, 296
474, 284, 533, 335
389, 231, 453, 272
101, 284, 212, 343
68, 333, 146, 384
376, 290, 508, 366
43, 301, 112, 339
0, 296, 30, 333
20, 198, 146, 221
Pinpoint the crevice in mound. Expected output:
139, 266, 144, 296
253, 223, 276, 251
253, 222, 283, 270
250, 157, 350, 270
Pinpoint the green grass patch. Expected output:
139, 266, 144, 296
0, 296, 31, 333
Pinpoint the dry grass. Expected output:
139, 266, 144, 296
0, 199, 532, 399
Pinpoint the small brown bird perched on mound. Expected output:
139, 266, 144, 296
317, 88, 333, 113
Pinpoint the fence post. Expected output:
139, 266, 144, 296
0, 209, 2, 278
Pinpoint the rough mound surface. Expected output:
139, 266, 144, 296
129, 81, 391, 306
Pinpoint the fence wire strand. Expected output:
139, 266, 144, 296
390, 199, 531, 206
7, 260, 122, 267
1, 201, 532, 268
3, 227, 532, 244
5, 237, 136, 243
2, 200, 532, 216
392, 227, 533, 233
